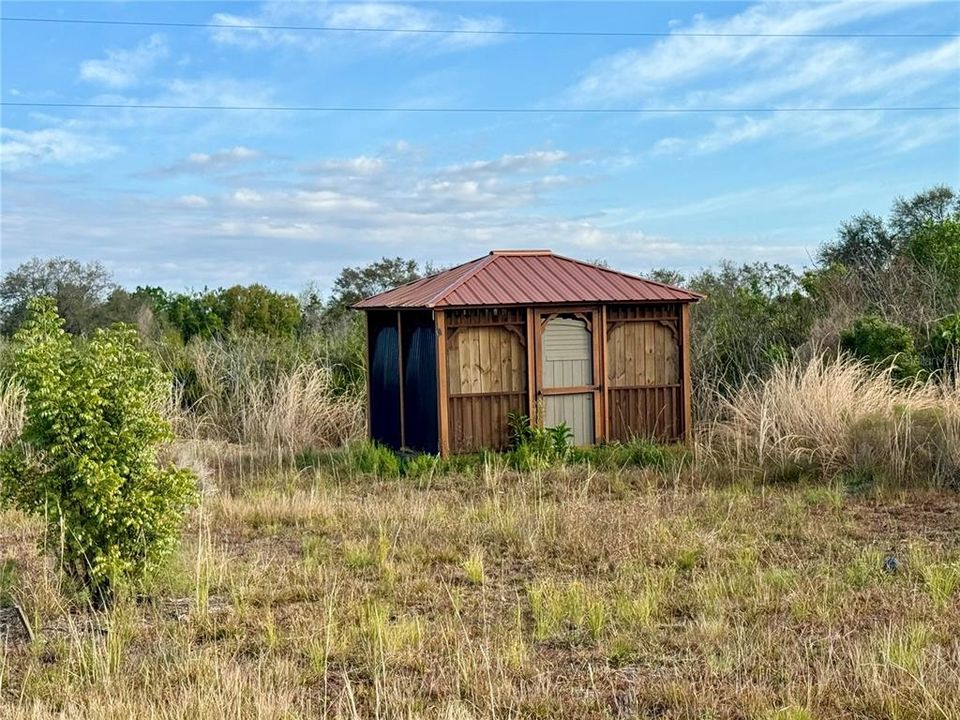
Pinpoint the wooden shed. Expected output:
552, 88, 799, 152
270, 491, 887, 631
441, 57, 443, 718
353, 250, 702, 456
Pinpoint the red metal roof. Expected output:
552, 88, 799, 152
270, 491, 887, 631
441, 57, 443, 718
353, 250, 703, 309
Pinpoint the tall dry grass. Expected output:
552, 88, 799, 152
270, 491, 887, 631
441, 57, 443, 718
169, 338, 364, 454
705, 354, 960, 486
0, 377, 25, 449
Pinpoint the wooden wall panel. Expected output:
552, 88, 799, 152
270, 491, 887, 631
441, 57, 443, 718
605, 304, 683, 442
445, 316, 529, 454
608, 387, 682, 442
447, 326, 526, 395
607, 321, 680, 388
450, 393, 526, 452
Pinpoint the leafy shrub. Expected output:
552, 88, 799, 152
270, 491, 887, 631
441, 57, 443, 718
685, 262, 813, 417
507, 410, 534, 449
907, 218, 960, 296
505, 412, 574, 470
342, 441, 401, 477
0, 298, 197, 607
840, 314, 922, 381
141, 284, 302, 342
925, 312, 960, 371
401, 452, 440, 479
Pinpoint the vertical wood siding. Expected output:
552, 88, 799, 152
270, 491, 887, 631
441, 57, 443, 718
446, 312, 528, 453
606, 305, 683, 442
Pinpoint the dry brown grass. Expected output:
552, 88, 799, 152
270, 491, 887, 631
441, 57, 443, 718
703, 355, 960, 487
166, 339, 364, 454
2, 455, 959, 719
3, 356, 960, 717
0, 377, 25, 448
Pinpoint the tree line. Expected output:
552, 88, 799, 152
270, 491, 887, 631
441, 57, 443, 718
2, 185, 958, 402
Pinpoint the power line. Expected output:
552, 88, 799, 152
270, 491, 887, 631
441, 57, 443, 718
3, 101, 957, 114
1, 15, 957, 39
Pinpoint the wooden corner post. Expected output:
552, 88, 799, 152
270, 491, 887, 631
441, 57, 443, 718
600, 304, 609, 443
681, 302, 693, 445
525, 307, 537, 425
435, 309, 450, 457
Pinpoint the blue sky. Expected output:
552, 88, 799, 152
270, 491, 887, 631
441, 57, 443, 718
1, 1, 958, 294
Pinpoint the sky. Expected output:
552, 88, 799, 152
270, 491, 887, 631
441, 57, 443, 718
1, 1, 958, 295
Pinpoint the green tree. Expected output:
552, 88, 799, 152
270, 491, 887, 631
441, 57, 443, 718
925, 312, 960, 371
0, 257, 117, 335
144, 285, 302, 342
165, 291, 224, 341
688, 262, 813, 390
817, 186, 958, 272
907, 218, 960, 297
840, 314, 922, 381
328, 257, 422, 315
216, 284, 301, 337
818, 212, 894, 270
0, 298, 197, 607
889, 185, 959, 242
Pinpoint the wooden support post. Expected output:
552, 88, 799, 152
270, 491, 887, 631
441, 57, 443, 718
397, 310, 405, 449
525, 307, 537, 425
591, 306, 603, 444
681, 303, 694, 445
600, 304, 609, 443
435, 310, 450, 457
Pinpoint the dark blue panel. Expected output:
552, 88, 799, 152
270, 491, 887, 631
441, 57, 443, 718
370, 323, 401, 450
403, 322, 438, 453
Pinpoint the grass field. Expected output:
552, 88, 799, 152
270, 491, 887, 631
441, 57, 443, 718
2, 356, 959, 719
2, 446, 959, 719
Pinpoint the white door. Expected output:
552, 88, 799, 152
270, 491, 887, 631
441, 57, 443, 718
541, 315, 595, 445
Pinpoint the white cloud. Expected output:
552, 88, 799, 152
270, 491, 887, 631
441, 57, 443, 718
567, 2, 958, 156
442, 150, 571, 177
230, 188, 265, 206
0, 127, 117, 170
209, 2, 506, 54
79, 34, 169, 88
569, 2, 919, 104
189, 146, 260, 166
156, 146, 262, 175
176, 194, 210, 208
301, 155, 386, 175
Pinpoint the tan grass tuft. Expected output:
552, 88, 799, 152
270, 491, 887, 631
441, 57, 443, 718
705, 355, 960, 486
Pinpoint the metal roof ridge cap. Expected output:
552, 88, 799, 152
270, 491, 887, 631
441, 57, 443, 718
422, 253, 498, 308
489, 249, 551, 256
548, 252, 705, 299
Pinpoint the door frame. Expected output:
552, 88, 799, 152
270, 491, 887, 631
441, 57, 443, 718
532, 305, 604, 443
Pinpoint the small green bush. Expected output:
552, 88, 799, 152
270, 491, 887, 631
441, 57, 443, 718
342, 441, 401, 477
505, 412, 574, 470
840, 314, 922, 381
401, 452, 439, 479
0, 298, 197, 607
925, 312, 960, 370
